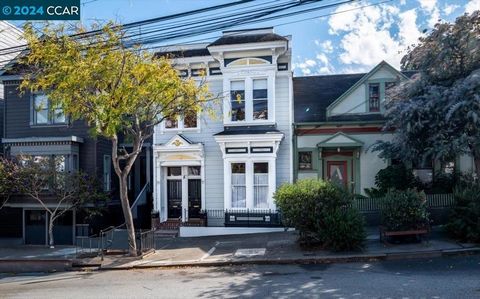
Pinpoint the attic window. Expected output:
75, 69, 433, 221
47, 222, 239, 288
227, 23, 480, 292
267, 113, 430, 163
368, 83, 380, 112
227, 58, 269, 67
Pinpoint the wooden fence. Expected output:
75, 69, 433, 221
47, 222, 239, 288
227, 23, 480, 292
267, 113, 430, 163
352, 193, 455, 212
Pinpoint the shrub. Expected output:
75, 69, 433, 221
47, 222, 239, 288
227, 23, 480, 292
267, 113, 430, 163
380, 189, 429, 231
445, 179, 480, 243
364, 164, 418, 197
274, 179, 365, 251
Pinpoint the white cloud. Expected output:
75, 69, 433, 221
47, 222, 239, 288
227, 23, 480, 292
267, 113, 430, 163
326, 2, 423, 71
443, 4, 459, 15
319, 40, 334, 53
293, 58, 316, 75
293, 54, 334, 76
465, 0, 480, 13
418, 0, 440, 27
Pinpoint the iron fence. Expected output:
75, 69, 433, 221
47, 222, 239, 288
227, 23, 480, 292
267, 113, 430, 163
138, 229, 155, 254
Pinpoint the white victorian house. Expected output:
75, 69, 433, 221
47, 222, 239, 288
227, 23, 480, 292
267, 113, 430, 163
152, 28, 293, 228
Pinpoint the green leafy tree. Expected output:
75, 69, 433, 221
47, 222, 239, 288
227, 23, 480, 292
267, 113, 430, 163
372, 12, 480, 175
15, 156, 106, 248
19, 23, 214, 255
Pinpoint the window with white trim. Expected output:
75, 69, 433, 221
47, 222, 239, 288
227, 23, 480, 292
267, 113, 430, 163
32, 94, 66, 125
229, 77, 270, 123
253, 162, 269, 208
164, 110, 198, 130
231, 163, 246, 208
230, 81, 246, 122
230, 160, 272, 209
253, 79, 268, 120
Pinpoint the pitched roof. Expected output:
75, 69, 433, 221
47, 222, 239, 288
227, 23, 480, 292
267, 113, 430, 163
154, 48, 211, 58
294, 73, 365, 123
294, 69, 418, 123
208, 33, 287, 47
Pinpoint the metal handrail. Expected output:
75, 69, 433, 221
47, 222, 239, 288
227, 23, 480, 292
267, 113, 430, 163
131, 182, 150, 212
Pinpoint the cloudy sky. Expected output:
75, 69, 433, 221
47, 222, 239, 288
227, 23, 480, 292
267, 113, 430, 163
68, 0, 479, 75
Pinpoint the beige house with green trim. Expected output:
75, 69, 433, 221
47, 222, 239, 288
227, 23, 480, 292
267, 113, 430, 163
293, 61, 475, 195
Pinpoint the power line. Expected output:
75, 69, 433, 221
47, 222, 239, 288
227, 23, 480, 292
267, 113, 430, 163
0, 0, 393, 65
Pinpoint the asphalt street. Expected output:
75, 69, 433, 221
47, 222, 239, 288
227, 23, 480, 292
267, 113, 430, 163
0, 255, 479, 299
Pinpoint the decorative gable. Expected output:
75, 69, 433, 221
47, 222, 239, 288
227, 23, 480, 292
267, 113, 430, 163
165, 134, 192, 148
317, 132, 364, 148
326, 61, 408, 117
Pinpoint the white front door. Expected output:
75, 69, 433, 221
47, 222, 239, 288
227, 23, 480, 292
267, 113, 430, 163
166, 166, 202, 222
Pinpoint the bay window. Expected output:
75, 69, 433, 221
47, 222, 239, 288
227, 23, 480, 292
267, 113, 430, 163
229, 160, 273, 209
228, 77, 271, 123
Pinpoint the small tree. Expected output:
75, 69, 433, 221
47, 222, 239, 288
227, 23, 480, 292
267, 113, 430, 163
19, 23, 214, 255
372, 12, 480, 175
15, 156, 106, 248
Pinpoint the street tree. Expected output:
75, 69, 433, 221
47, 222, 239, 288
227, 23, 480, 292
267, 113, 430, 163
372, 11, 480, 175
15, 156, 105, 248
19, 23, 214, 255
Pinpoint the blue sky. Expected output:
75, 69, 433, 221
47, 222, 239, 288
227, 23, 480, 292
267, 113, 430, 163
37, 0, 480, 75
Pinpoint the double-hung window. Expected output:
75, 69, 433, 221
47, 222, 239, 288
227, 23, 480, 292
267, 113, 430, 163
164, 110, 198, 130
253, 79, 268, 120
230, 161, 271, 209
231, 163, 246, 208
368, 83, 380, 112
253, 162, 269, 208
229, 78, 270, 123
230, 81, 246, 122
32, 94, 66, 125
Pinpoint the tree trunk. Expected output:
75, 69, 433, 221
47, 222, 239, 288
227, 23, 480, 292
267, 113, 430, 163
119, 174, 137, 256
48, 214, 55, 248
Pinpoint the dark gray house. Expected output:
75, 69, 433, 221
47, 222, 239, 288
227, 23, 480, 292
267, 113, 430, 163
0, 69, 152, 246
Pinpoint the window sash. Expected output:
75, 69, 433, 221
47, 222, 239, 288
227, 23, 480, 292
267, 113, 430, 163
33, 94, 66, 125
253, 162, 268, 208
298, 152, 313, 170
368, 83, 380, 112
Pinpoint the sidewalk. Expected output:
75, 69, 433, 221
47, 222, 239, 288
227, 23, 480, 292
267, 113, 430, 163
100, 227, 480, 270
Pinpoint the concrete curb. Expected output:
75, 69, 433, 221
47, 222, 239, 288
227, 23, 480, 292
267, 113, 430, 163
98, 247, 480, 271
0, 259, 73, 273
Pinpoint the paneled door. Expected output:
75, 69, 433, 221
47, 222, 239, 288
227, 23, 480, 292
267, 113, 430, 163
166, 166, 202, 221
166, 167, 182, 219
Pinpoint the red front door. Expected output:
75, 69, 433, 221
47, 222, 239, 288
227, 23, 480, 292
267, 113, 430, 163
327, 161, 348, 187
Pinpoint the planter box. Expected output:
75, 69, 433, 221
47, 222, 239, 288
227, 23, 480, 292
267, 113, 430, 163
379, 225, 430, 244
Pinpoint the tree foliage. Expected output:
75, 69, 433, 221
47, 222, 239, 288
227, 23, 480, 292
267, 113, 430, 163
18, 22, 215, 254
372, 12, 480, 175
7, 156, 106, 247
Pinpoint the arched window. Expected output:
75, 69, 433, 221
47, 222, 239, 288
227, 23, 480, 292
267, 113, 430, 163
227, 58, 269, 67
